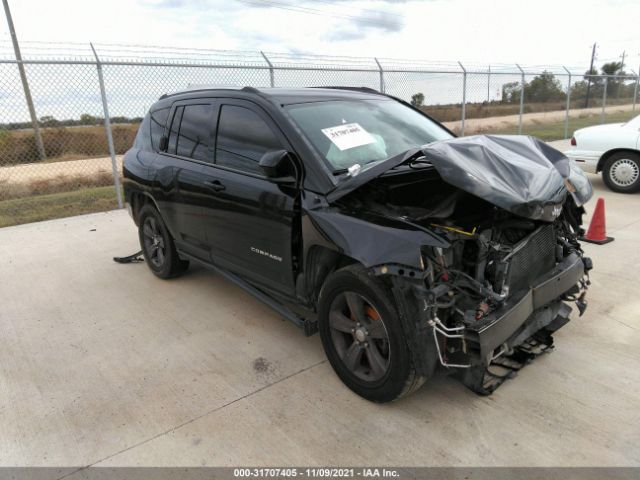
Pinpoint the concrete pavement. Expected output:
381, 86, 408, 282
0, 176, 639, 469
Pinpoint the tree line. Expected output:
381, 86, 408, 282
410, 61, 637, 108
1, 114, 143, 131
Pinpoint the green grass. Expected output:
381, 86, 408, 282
0, 186, 119, 228
488, 110, 638, 140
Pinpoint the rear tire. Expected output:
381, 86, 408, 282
318, 265, 424, 402
602, 152, 640, 193
138, 204, 189, 279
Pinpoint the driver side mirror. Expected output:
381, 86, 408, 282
259, 150, 298, 184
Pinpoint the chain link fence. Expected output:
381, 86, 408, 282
1, 42, 639, 226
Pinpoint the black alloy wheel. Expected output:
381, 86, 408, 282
318, 265, 424, 402
328, 291, 391, 382
137, 204, 189, 279
142, 215, 166, 269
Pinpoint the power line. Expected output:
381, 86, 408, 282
234, 0, 402, 28
308, 0, 404, 19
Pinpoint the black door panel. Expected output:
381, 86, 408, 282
200, 165, 297, 293
199, 99, 299, 295
153, 157, 209, 260
151, 101, 216, 261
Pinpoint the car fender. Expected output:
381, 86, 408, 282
305, 208, 449, 271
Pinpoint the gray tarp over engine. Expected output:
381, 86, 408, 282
327, 135, 593, 220
420, 135, 593, 220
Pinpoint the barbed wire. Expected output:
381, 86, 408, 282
1, 40, 637, 77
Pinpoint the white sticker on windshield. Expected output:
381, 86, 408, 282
321, 123, 376, 151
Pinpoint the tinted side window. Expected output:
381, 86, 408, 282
176, 104, 213, 162
149, 107, 170, 151
216, 105, 281, 174
133, 114, 152, 151
167, 106, 183, 155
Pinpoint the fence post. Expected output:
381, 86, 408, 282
633, 69, 639, 112
90, 43, 123, 209
516, 64, 525, 134
601, 76, 608, 124
487, 65, 491, 102
458, 61, 467, 136
374, 57, 385, 93
2, 0, 46, 161
261, 51, 275, 87
562, 66, 572, 140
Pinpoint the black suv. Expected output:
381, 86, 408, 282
123, 87, 593, 402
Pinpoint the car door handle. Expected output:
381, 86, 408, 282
205, 179, 226, 192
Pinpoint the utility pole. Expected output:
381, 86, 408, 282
617, 50, 626, 99
634, 60, 640, 112
2, 0, 46, 160
584, 42, 597, 108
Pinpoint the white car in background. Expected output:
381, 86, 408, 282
566, 114, 640, 193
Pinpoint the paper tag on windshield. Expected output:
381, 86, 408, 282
321, 123, 375, 151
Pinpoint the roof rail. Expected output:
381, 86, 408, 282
156, 85, 382, 102
310, 86, 381, 95
158, 85, 244, 100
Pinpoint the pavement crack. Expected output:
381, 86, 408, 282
615, 319, 639, 332
56, 359, 327, 479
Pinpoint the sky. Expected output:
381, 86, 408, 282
1, 0, 639, 71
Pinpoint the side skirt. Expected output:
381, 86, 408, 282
179, 251, 318, 336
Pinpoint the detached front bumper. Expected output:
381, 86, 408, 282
464, 253, 587, 360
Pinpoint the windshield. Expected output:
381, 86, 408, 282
285, 99, 453, 171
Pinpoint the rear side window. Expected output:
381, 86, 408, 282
176, 104, 213, 162
215, 105, 281, 174
149, 107, 170, 151
133, 114, 152, 150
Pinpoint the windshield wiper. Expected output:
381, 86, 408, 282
332, 158, 383, 176
401, 148, 428, 164
331, 148, 428, 177
383, 148, 430, 170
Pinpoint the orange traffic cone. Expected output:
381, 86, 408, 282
580, 197, 614, 245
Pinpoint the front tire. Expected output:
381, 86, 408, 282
138, 204, 189, 279
602, 152, 640, 193
318, 265, 424, 402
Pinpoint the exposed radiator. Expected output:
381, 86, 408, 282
505, 225, 557, 293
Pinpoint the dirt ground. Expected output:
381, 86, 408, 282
443, 102, 637, 135
0, 155, 123, 185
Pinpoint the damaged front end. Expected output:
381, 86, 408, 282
410, 206, 591, 394
318, 135, 594, 394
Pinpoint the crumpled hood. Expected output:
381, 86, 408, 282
328, 135, 593, 221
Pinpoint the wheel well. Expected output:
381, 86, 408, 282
300, 245, 361, 307
597, 148, 640, 173
129, 191, 156, 226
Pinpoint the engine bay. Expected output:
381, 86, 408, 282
336, 166, 591, 390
